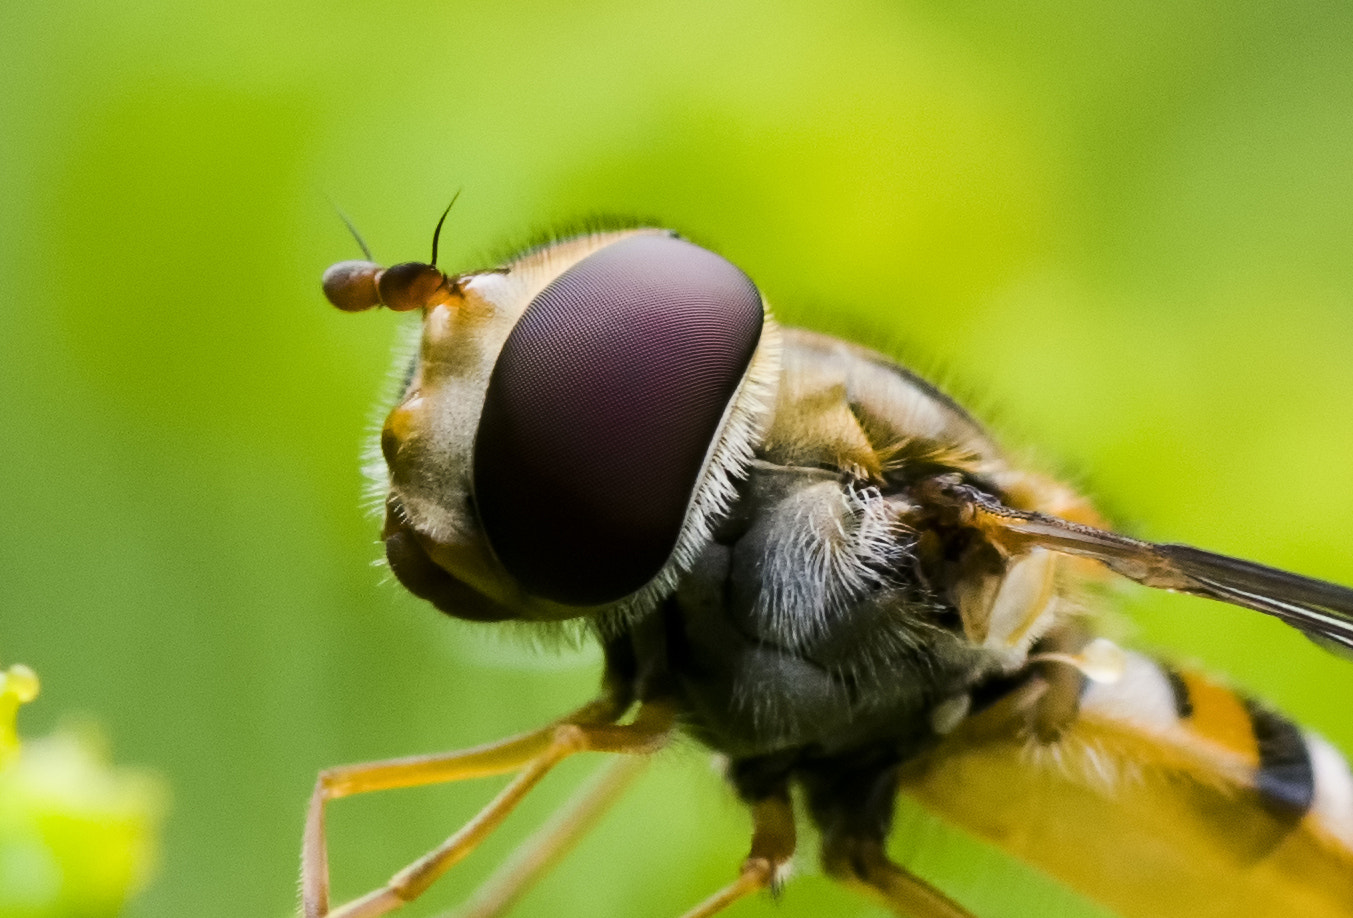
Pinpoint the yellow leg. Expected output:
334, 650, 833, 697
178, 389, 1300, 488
826, 838, 973, 918
301, 698, 674, 918
678, 794, 797, 918
435, 756, 647, 918
1026, 623, 1092, 742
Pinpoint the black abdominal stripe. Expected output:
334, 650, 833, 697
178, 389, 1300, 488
1080, 650, 1352, 842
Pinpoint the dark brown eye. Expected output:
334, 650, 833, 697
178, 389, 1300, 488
473, 234, 764, 606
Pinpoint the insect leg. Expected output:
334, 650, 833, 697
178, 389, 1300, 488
435, 756, 648, 918
302, 697, 623, 915
823, 837, 974, 918
302, 698, 675, 918
1025, 623, 1095, 742
677, 793, 797, 918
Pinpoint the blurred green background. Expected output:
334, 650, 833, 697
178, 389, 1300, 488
4, 1, 1353, 916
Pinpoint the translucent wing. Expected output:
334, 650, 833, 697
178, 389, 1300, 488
925, 479, 1353, 657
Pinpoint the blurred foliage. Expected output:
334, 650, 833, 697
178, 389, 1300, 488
3, 1, 1353, 917
0, 664, 166, 917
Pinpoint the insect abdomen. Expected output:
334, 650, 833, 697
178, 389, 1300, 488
1076, 653, 1349, 836
897, 651, 1353, 918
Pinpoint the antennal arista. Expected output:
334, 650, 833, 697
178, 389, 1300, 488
322, 196, 465, 313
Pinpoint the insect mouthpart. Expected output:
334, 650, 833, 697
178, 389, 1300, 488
381, 498, 517, 622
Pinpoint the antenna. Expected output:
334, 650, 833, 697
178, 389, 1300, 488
328, 199, 375, 262
429, 190, 461, 268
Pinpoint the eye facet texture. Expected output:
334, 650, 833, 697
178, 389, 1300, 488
474, 234, 763, 606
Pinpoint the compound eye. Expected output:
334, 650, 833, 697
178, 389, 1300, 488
377, 262, 450, 312
322, 260, 382, 312
473, 234, 764, 606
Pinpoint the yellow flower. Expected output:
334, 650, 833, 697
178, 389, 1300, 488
0, 664, 40, 769
0, 663, 167, 918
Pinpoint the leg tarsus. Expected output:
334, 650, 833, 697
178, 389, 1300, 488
824, 836, 973, 918
678, 793, 797, 918
677, 860, 770, 918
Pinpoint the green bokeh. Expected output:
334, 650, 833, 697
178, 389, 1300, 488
3, 2, 1353, 916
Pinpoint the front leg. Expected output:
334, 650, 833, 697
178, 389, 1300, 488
301, 697, 675, 918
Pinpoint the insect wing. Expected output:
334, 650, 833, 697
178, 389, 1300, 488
931, 480, 1353, 656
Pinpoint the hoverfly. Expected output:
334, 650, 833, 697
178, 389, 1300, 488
306, 211, 1353, 918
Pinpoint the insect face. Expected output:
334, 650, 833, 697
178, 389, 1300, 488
328, 228, 780, 624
